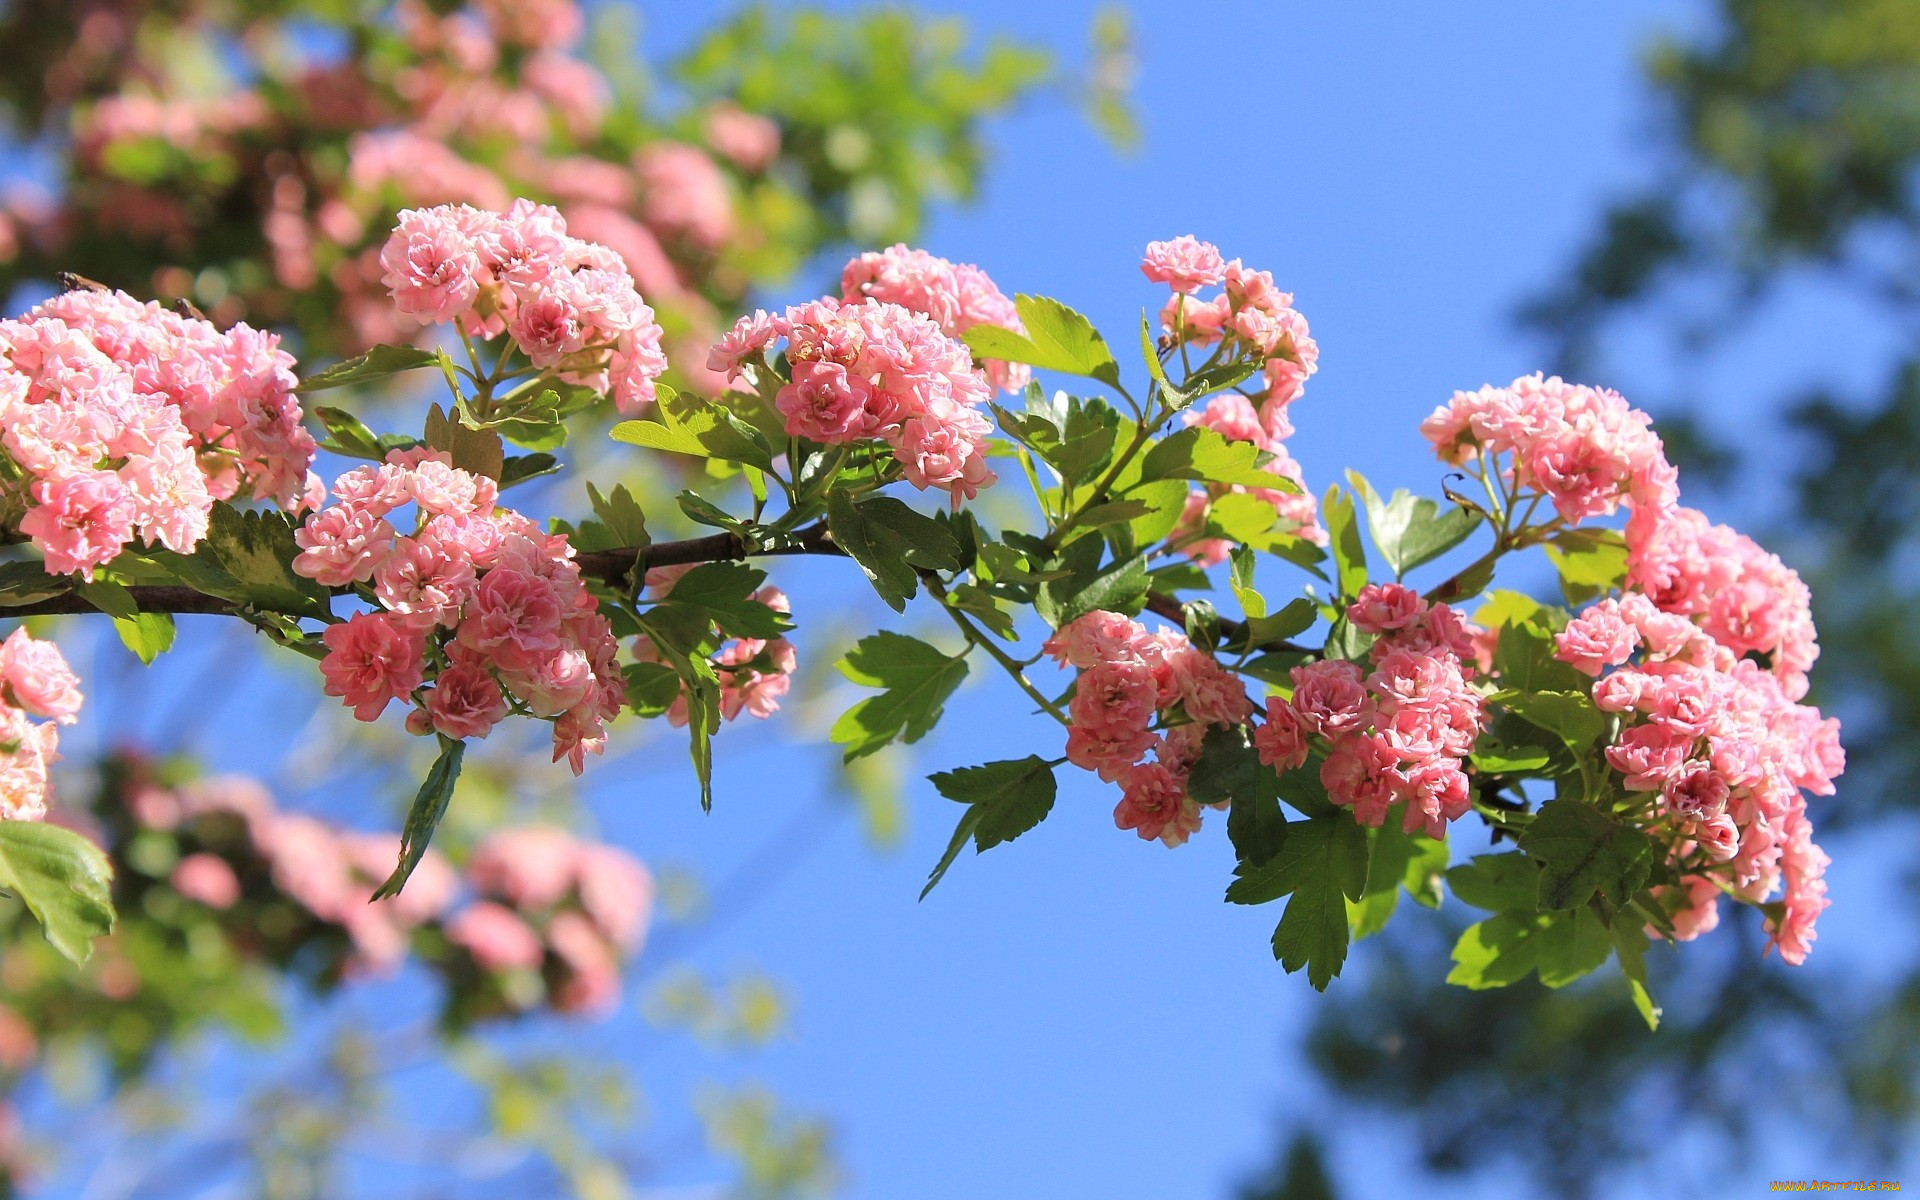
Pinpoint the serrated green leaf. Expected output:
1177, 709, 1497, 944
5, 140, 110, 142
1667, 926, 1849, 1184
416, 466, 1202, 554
499, 452, 561, 490
826, 491, 920, 612
830, 632, 969, 760
1229, 544, 1265, 618
1519, 799, 1656, 911
112, 612, 175, 663
963, 295, 1120, 386
0, 821, 115, 964
0, 561, 69, 606
1612, 920, 1661, 1030
655, 562, 791, 640
200, 503, 331, 618
1346, 470, 1484, 578
1138, 427, 1301, 491
920, 756, 1058, 898
585, 482, 650, 549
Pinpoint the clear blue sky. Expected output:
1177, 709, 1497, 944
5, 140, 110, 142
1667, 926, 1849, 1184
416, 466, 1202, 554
23, 2, 1904, 1197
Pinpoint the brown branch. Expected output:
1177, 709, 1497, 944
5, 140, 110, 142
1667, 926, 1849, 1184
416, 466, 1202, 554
0, 521, 846, 620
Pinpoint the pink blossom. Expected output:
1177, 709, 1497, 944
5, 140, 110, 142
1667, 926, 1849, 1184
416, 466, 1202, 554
446, 901, 546, 972
775, 360, 874, 443
1252, 703, 1309, 771
705, 103, 781, 171
171, 853, 241, 909
18, 471, 137, 578
1347, 583, 1428, 634
1288, 661, 1374, 736
422, 663, 509, 739
1113, 762, 1204, 847
319, 612, 428, 722
293, 504, 397, 586
0, 629, 81, 724
547, 909, 621, 1014
468, 826, 579, 910
380, 206, 483, 324
1141, 236, 1228, 293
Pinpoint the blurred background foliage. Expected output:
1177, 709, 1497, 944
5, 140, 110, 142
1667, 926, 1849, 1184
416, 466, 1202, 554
1272, 1, 1920, 1196
0, 0, 1130, 1195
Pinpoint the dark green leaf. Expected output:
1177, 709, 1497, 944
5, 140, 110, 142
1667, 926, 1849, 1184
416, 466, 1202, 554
655, 562, 791, 639
826, 491, 920, 611
295, 343, 440, 393
1519, 799, 1656, 911
830, 632, 969, 760
1536, 905, 1614, 987
371, 736, 465, 900
499, 452, 562, 489
199, 503, 331, 618
920, 756, 1059, 898
1041, 553, 1149, 628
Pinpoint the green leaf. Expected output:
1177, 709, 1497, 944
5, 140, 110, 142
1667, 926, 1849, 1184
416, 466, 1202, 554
656, 562, 792, 640
311, 405, 388, 460
1497, 689, 1607, 750
965, 295, 1121, 386
1266, 817, 1369, 990
1040, 553, 1149, 628
77, 577, 138, 620
371, 736, 465, 900
499, 452, 562, 490
0, 561, 69, 606
1447, 911, 1550, 989
610, 387, 773, 472
199, 503, 331, 619
826, 492, 922, 612
585, 483, 650, 549
1322, 485, 1368, 599
920, 756, 1058, 898
1188, 726, 1289, 866
830, 632, 969, 760
112, 612, 176, 664
1446, 853, 1544, 911
1209, 492, 1279, 542
678, 654, 723, 810
0, 821, 115, 963
295, 343, 440, 393
1346, 470, 1483, 578
1535, 905, 1613, 987
855, 496, 964, 571
1612, 920, 1661, 1030
1229, 544, 1265, 618
1347, 886, 1399, 940
1519, 799, 1656, 911
1234, 596, 1318, 652
1138, 427, 1300, 491
1402, 832, 1451, 908
1545, 528, 1629, 603
424, 404, 504, 481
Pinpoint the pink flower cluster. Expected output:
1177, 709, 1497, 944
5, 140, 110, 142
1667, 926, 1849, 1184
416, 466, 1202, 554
379, 200, 669, 414
633, 567, 798, 727
1258, 585, 1486, 839
1625, 504, 1819, 700
292, 449, 625, 772
0, 630, 82, 822
0, 289, 317, 577
122, 771, 653, 1006
710, 296, 998, 505
1420, 372, 1678, 524
840, 243, 1031, 394
1043, 610, 1255, 847
1554, 584, 1842, 964
455, 825, 653, 1014
1151, 236, 1320, 409
130, 773, 458, 974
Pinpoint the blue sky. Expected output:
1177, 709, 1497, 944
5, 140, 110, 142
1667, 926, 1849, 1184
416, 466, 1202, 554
18, 1, 1908, 1197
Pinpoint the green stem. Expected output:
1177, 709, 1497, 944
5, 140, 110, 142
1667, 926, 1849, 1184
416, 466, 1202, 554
924, 575, 1071, 727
